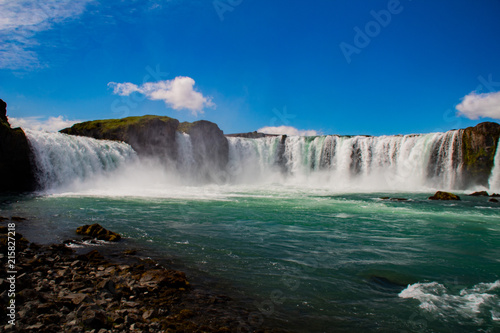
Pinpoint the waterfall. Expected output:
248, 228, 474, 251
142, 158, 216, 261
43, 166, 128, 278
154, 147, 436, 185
175, 131, 196, 175
489, 139, 500, 192
227, 136, 282, 183
227, 130, 465, 190
24, 128, 474, 192
25, 129, 137, 190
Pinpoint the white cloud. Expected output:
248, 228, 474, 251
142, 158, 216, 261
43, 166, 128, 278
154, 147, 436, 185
9, 116, 82, 132
456, 91, 500, 120
258, 125, 319, 136
110, 82, 139, 96
0, 0, 92, 69
108, 76, 215, 116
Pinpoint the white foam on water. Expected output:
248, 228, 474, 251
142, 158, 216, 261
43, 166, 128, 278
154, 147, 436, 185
399, 280, 500, 322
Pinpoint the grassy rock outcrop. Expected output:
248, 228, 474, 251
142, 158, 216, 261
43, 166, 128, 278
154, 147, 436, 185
61, 115, 230, 182
461, 122, 500, 188
60, 115, 180, 159
428, 191, 461, 201
0, 99, 36, 193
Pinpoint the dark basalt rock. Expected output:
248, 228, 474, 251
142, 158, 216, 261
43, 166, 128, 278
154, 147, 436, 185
468, 191, 489, 196
0, 99, 37, 193
0, 99, 7, 123
61, 115, 230, 182
461, 122, 500, 188
76, 223, 121, 242
490, 193, 500, 197
178, 120, 229, 182
380, 197, 409, 201
226, 131, 275, 138
489, 198, 499, 203
61, 115, 180, 160
428, 191, 461, 201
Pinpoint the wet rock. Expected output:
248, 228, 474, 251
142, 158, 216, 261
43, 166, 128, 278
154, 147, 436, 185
5, 235, 277, 333
142, 309, 155, 320
65, 293, 90, 306
76, 223, 121, 242
489, 198, 499, 203
122, 249, 137, 255
468, 191, 489, 196
140, 269, 189, 289
428, 191, 461, 201
380, 197, 408, 201
490, 193, 500, 197
77, 250, 105, 263
81, 308, 110, 329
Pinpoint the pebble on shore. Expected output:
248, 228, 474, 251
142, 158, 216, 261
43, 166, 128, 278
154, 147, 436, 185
0, 220, 286, 333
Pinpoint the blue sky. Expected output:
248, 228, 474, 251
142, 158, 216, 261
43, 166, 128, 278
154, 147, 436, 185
1, 0, 500, 136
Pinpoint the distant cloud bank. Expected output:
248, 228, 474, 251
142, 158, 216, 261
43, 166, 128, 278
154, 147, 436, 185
456, 91, 500, 120
9, 116, 81, 132
0, 0, 92, 69
108, 77, 214, 116
258, 125, 319, 136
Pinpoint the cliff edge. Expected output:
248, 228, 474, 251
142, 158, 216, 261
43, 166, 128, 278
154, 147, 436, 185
0, 99, 36, 193
461, 122, 500, 187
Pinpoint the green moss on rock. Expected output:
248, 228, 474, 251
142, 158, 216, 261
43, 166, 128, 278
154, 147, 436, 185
76, 223, 121, 242
61, 115, 180, 158
62, 116, 230, 181
461, 122, 500, 187
428, 191, 461, 200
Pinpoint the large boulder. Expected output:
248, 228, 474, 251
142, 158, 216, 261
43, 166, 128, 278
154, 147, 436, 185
428, 191, 461, 201
461, 122, 500, 188
0, 99, 37, 193
76, 223, 121, 242
468, 191, 489, 197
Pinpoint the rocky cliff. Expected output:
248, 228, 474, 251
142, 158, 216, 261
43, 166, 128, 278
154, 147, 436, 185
461, 122, 500, 188
0, 99, 36, 193
178, 120, 229, 181
60, 116, 180, 160
61, 116, 229, 182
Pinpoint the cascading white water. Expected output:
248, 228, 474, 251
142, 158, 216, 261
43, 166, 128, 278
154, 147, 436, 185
24, 128, 477, 192
175, 131, 196, 175
488, 139, 500, 192
227, 130, 465, 191
25, 129, 137, 190
227, 136, 282, 183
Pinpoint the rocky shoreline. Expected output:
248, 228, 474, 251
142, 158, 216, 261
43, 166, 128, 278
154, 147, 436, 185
0, 219, 287, 333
